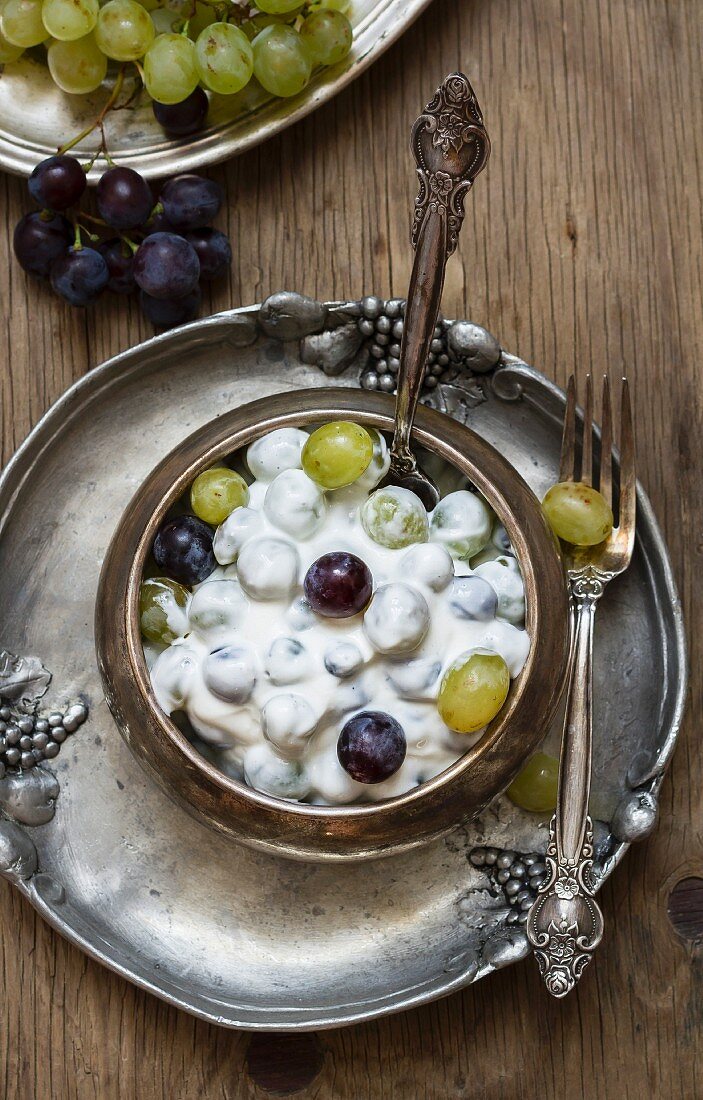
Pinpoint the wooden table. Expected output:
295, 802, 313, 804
1, 0, 701, 1095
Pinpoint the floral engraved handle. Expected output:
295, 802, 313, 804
526, 566, 608, 996
391, 73, 490, 470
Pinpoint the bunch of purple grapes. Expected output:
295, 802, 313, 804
13, 153, 231, 328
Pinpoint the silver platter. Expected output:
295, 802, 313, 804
0, 300, 686, 1029
0, 0, 430, 181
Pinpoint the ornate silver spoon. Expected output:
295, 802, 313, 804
381, 72, 491, 509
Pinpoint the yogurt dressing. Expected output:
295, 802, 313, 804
148, 428, 531, 805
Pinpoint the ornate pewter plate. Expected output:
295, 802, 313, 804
0, 0, 431, 181
0, 296, 686, 1029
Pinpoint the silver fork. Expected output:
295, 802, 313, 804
526, 374, 636, 997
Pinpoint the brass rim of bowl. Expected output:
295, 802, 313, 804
96, 389, 570, 861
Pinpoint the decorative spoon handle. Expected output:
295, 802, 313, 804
390, 73, 491, 471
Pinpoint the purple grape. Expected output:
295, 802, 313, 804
50, 246, 109, 306
97, 166, 153, 230
448, 576, 498, 621
160, 174, 223, 230
304, 552, 372, 619
337, 711, 406, 784
142, 208, 176, 235
153, 515, 216, 585
13, 211, 72, 278
98, 238, 136, 294
133, 232, 200, 299
139, 287, 201, 328
183, 228, 232, 281
28, 155, 86, 211
152, 88, 209, 137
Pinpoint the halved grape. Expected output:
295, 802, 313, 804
507, 751, 559, 812
94, 0, 154, 61
190, 467, 249, 526
361, 485, 429, 549
252, 24, 311, 98
42, 0, 98, 41
429, 490, 492, 560
144, 32, 199, 104
139, 576, 189, 645
1, 0, 46, 47
299, 9, 351, 66
542, 481, 613, 546
195, 22, 253, 95
47, 33, 107, 93
437, 650, 510, 733
301, 420, 372, 489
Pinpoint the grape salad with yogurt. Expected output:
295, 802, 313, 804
141, 422, 530, 806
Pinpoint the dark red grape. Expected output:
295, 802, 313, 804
337, 711, 406, 784
28, 155, 86, 211
98, 238, 136, 294
304, 552, 372, 618
139, 287, 201, 328
153, 515, 216, 585
97, 166, 153, 230
183, 228, 232, 281
160, 174, 223, 230
13, 211, 72, 278
50, 246, 109, 306
152, 88, 209, 137
133, 232, 200, 299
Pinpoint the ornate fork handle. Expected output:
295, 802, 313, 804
526, 566, 607, 997
390, 73, 490, 471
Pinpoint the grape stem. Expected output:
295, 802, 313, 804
56, 67, 126, 158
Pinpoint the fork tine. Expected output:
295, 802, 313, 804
559, 375, 577, 481
581, 374, 593, 486
599, 374, 613, 511
618, 377, 636, 542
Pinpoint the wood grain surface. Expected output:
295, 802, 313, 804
1, 0, 701, 1096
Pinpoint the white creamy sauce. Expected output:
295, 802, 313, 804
149, 428, 531, 805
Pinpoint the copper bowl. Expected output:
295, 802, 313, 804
96, 388, 569, 861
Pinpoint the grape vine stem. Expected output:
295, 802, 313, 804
57, 67, 127, 159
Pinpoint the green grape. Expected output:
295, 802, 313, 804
150, 7, 179, 34
361, 486, 429, 549
190, 467, 249, 526
252, 24, 311, 98
0, 28, 24, 60
430, 489, 492, 560
195, 22, 253, 95
299, 9, 351, 66
301, 420, 372, 489
1, 0, 47, 47
144, 32, 198, 103
507, 751, 559, 813
42, 0, 98, 41
309, 0, 350, 11
542, 481, 613, 547
94, 0, 154, 61
139, 576, 189, 645
255, 0, 303, 13
48, 31, 106, 92
185, 0, 215, 40
437, 650, 510, 734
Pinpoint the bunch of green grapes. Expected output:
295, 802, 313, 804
0, 0, 353, 122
